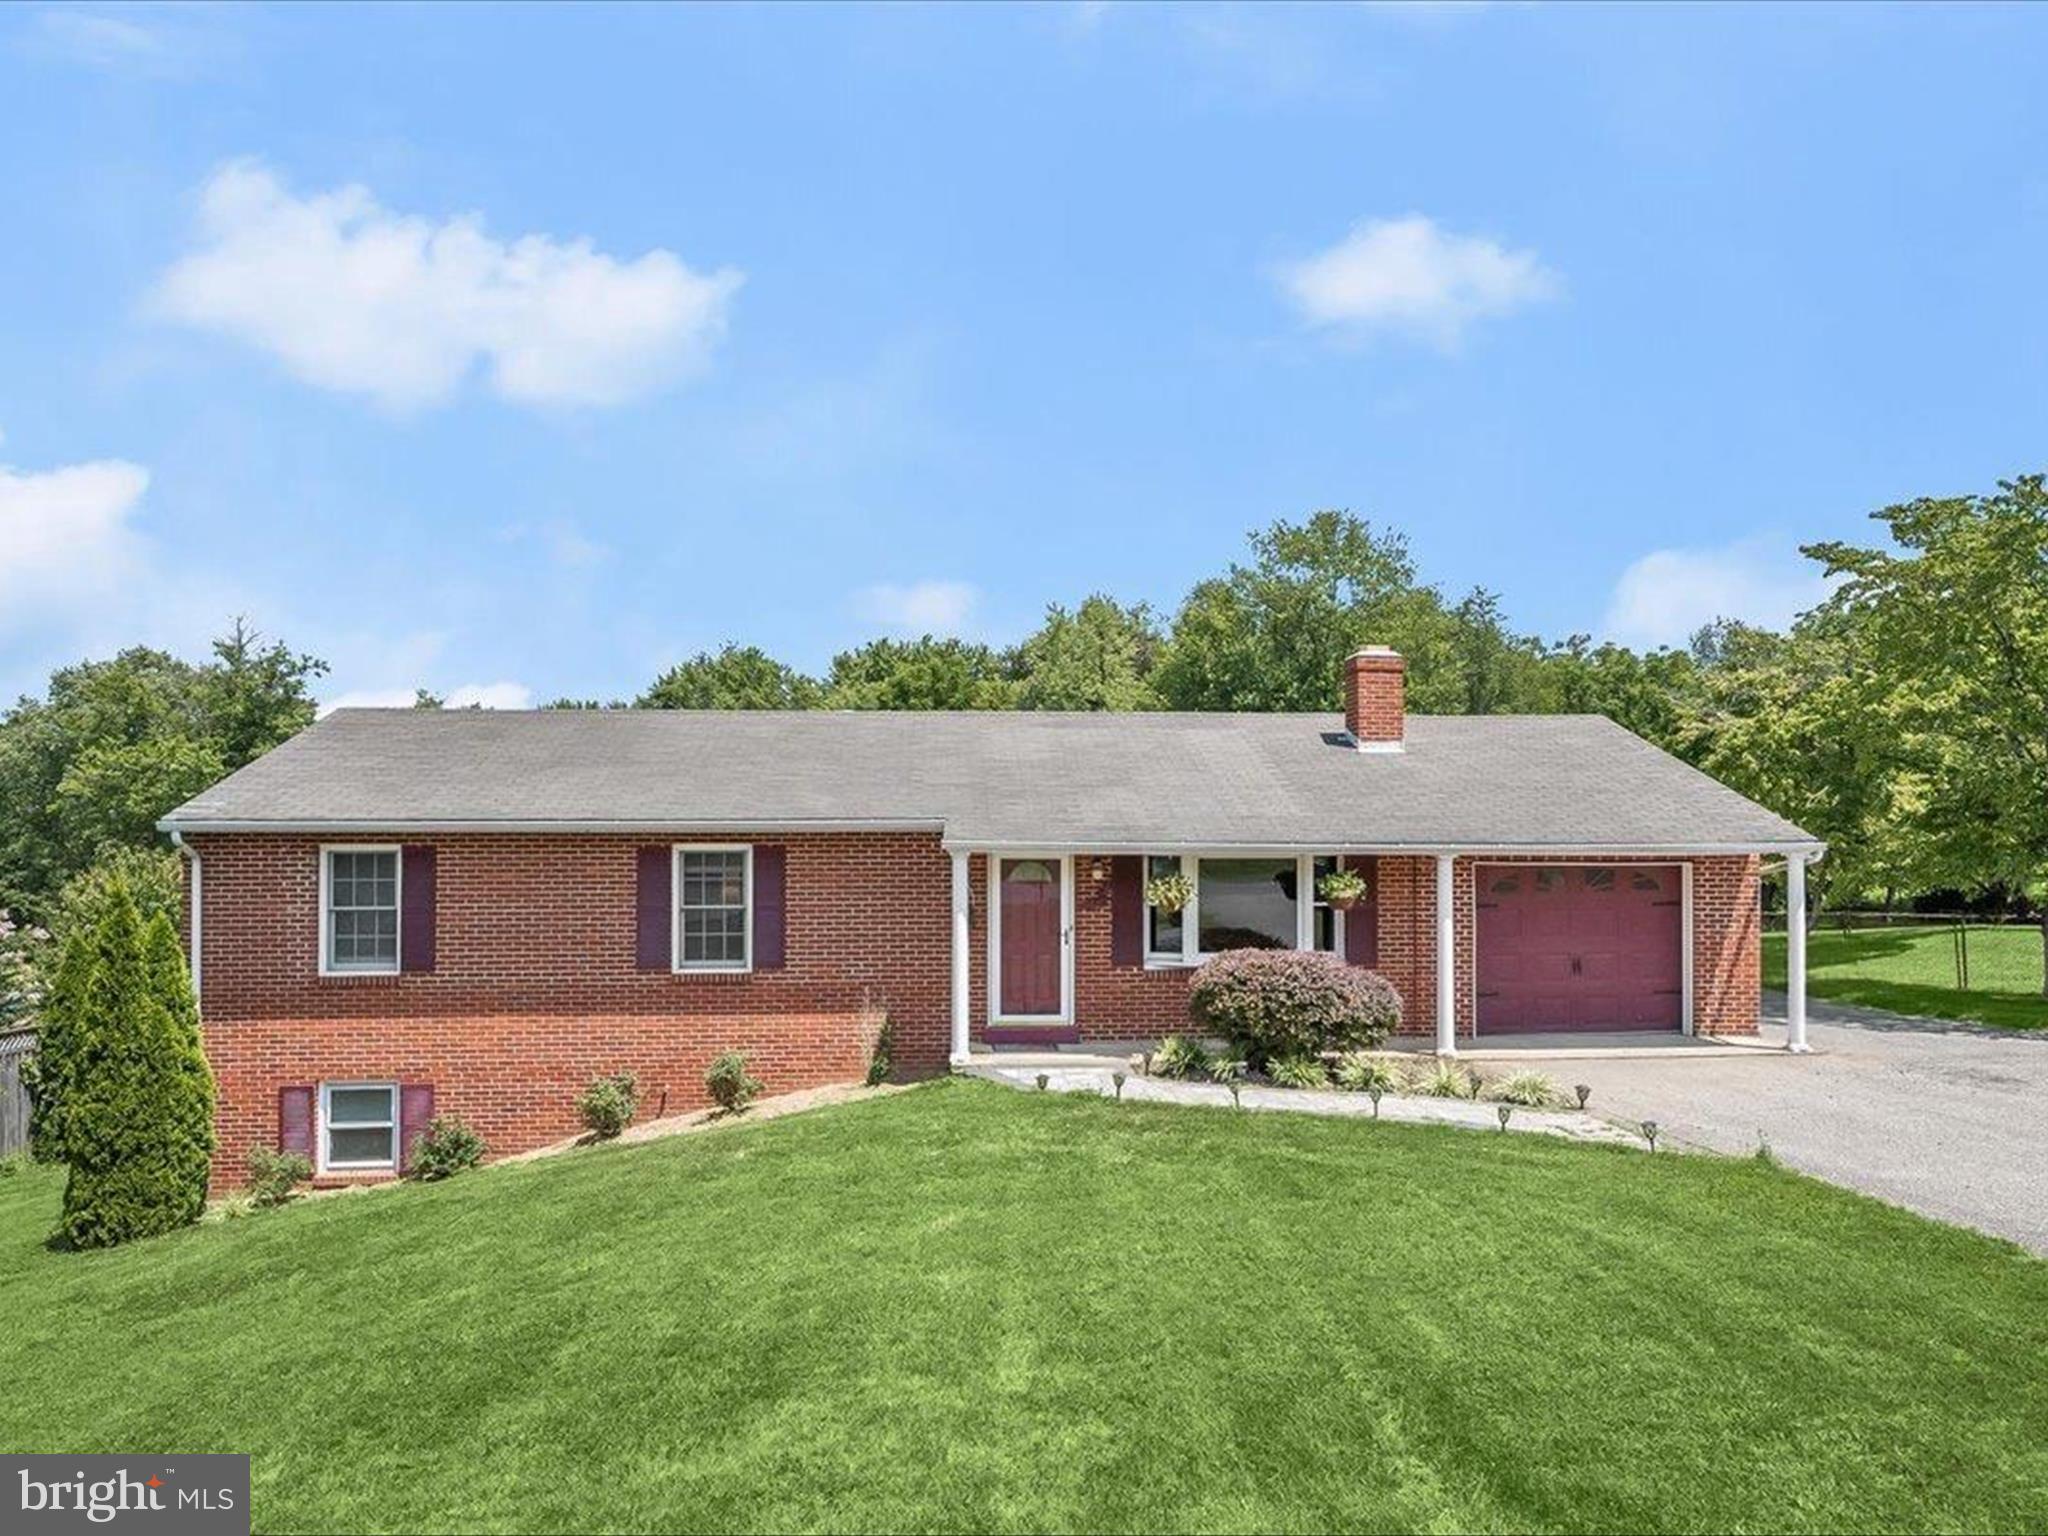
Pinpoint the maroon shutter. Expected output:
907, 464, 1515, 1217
401, 845, 437, 973
399, 1083, 435, 1171
278, 1085, 315, 1157
753, 845, 786, 971
635, 846, 671, 971
1343, 855, 1380, 968
1110, 855, 1143, 968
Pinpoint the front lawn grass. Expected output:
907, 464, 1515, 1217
3, 1080, 2045, 1533
1765, 922, 2048, 1030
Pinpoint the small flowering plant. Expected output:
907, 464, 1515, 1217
1143, 870, 1195, 915
1315, 868, 1369, 910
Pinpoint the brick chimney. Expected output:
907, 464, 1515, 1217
1344, 647, 1405, 751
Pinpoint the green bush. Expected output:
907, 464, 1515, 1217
408, 1118, 485, 1181
577, 1072, 640, 1139
1407, 1060, 1479, 1100
1266, 1053, 1331, 1090
1188, 950, 1401, 1066
706, 1051, 764, 1113
49, 888, 215, 1247
1484, 1071, 1563, 1109
864, 1010, 894, 1087
1207, 1054, 1245, 1084
246, 1145, 312, 1207
1335, 1052, 1403, 1095
1152, 1035, 1211, 1080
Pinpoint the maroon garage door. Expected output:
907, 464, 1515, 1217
1475, 865, 1683, 1033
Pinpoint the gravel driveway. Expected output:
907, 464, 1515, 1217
1579, 994, 2048, 1253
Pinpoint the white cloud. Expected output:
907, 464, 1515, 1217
1275, 215, 1560, 349
151, 161, 743, 412
445, 681, 534, 710
319, 679, 534, 715
1603, 538, 1834, 650
0, 457, 150, 638
319, 687, 419, 713
855, 580, 978, 636
34, 8, 167, 66
502, 517, 610, 569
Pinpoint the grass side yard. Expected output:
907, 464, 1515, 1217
1765, 922, 2048, 1030
3, 1079, 2045, 1534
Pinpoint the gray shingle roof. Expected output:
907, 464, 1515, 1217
161, 708, 1818, 852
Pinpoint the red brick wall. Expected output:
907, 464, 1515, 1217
189, 831, 951, 1191
967, 851, 1760, 1046
192, 833, 1761, 1191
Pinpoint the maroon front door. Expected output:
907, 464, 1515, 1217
1475, 864, 1683, 1032
998, 858, 1064, 1018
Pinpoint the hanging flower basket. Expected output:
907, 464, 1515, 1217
1144, 871, 1195, 915
1317, 868, 1369, 911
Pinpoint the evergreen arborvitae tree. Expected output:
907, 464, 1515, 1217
53, 885, 215, 1247
23, 926, 82, 1162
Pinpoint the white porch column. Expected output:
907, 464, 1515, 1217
1435, 852, 1457, 1056
1785, 852, 1810, 1054
950, 850, 972, 1066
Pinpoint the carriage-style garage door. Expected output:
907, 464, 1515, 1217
1475, 864, 1684, 1033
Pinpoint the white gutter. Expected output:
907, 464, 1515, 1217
948, 840, 1830, 858
168, 829, 201, 1008
156, 817, 950, 836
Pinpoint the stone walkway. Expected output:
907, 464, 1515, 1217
966, 1064, 1642, 1147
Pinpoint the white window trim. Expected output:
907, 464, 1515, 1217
987, 853, 1075, 1025
318, 1080, 399, 1174
672, 843, 753, 975
318, 844, 402, 978
1141, 851, 1344, 969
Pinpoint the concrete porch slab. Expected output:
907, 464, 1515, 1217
1385, 1032, 1788, 1062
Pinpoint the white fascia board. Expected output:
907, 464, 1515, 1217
946, 838, 1828, 858
159, 817, 950, 835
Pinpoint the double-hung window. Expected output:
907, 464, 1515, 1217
321, 1083, 397, 1172
675, 846, 752, 972
323, 847, 399, 974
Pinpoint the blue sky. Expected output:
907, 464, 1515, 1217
2, 3, 2043, 709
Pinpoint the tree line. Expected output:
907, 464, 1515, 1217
2, 476, 2044, 1000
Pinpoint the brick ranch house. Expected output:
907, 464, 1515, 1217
161, 649, 1822, 1189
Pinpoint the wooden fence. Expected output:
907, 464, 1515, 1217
0, 1030, 33, 1157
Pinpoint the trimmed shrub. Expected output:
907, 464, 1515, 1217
1266, 1053, 1331, 1090
1407, 1060, 1479, 1100
409, 1118, 485, 1181
247, 1145, 312, 1207
52, 892, 216, 1247
1152, 1034, 1212, 1080
1484, 1071, 1563, 1109
1334, 1052, 1403, 1095
577, 1072, 640, 1139
1188, 949, 1401, 1065
706, 1051, 764, 1113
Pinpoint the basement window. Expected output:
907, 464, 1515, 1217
321, 1083, 397, 1172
